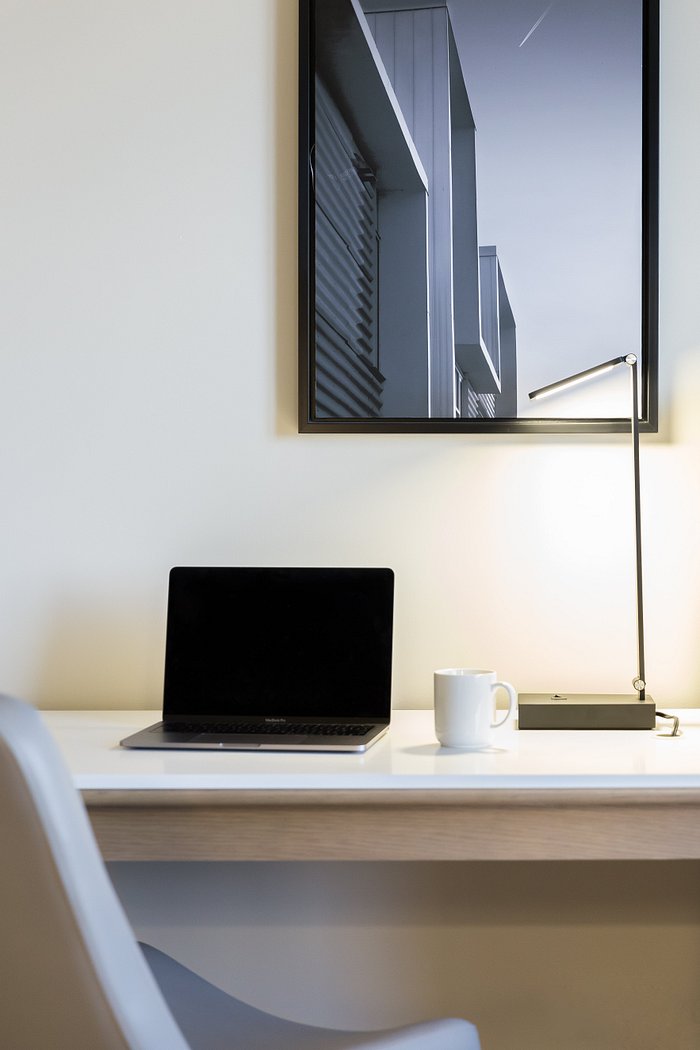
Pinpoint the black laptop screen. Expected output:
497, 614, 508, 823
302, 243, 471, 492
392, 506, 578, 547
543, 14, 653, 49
162, 567, 394, 720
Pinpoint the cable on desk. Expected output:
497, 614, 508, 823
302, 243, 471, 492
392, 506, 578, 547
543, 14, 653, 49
655, 711, 681, 737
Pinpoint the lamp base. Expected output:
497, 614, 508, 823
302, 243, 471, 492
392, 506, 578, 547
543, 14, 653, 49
518, 693, 656, 730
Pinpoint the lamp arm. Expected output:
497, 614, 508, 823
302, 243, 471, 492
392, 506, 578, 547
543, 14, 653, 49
528, 356, 628, 400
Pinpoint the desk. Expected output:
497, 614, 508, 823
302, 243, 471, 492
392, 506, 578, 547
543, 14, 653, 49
42, 709, 700, 1050
42, 708, 700, 863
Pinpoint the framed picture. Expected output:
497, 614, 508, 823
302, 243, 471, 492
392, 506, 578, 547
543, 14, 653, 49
298, 0, 659, 433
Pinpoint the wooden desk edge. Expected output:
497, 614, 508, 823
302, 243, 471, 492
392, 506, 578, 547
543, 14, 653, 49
84, 787, 700, 863
82, 787, 700, 808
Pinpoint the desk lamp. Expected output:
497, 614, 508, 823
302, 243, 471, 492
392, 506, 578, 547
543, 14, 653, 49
518, 354, 656, 729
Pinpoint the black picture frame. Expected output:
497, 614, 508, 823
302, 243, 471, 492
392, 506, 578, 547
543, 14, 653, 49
299, 0, 659, 434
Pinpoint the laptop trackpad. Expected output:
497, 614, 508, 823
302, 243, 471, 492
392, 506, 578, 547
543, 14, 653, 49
194, 735, 263, 749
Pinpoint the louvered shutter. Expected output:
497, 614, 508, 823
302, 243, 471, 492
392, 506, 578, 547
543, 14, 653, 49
314, 78, 384, 418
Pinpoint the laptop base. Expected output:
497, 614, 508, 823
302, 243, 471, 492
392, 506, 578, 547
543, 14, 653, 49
120, 722, 389, 753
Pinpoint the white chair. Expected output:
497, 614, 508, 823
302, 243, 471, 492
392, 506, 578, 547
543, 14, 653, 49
0, 695, 481, 1049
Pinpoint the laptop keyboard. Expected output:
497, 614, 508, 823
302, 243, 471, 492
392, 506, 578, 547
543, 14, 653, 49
163, 722, 373, 737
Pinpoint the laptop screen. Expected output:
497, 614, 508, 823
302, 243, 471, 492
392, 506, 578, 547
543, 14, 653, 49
162, 567, 394, 720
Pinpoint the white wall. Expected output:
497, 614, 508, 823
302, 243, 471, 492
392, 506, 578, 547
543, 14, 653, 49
2, 0, 700, 714
3, 3, 700, 1048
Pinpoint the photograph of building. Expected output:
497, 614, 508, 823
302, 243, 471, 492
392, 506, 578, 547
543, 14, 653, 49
311, 0, 645, 421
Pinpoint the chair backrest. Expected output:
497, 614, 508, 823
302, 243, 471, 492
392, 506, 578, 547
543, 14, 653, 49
0, 695, 190, 1050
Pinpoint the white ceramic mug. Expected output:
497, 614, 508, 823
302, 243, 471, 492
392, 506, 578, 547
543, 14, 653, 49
434, 669, 517, 749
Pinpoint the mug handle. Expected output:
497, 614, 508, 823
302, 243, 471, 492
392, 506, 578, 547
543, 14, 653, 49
490, 681, 517, 728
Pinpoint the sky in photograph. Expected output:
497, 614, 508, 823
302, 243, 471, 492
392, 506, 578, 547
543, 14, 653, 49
447, 0, 644, 415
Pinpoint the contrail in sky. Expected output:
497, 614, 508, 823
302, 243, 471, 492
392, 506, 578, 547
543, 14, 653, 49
519, 3, 555, 47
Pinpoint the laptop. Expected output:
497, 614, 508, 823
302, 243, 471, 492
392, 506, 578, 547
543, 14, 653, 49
120, 566, 394, 752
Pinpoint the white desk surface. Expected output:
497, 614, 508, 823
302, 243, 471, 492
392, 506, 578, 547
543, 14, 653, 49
41, 707, 700, 792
